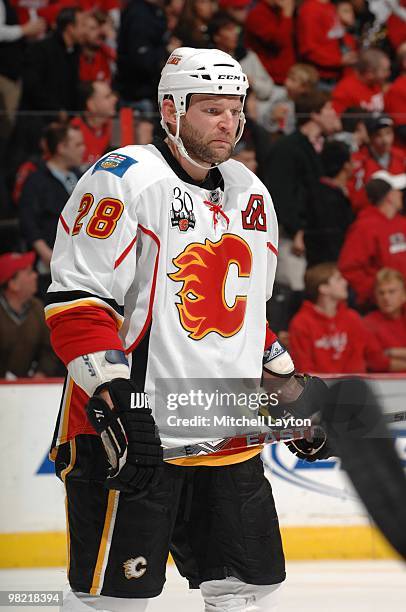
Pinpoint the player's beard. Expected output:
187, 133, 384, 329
179, 118, 235, 165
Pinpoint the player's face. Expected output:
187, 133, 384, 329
181, 95, 243, 165
376, 280, 406, 316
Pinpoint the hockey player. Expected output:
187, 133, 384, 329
45, 47, 327, 612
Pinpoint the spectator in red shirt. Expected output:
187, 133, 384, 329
71, 80, 117, 170
387, 0, 406, 52
11, 0, 75, 28
245, 0, 295, 85
289, 262, 386, 373
332, 48, 390, 114
348, 113, 406, 212
385, 42, 406, 152
339, 173, 406, 308
364, 268, 406, 371
297, 0, 358, 86
79, 10, 116, 84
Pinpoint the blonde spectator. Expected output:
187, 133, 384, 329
258, 63, 319, 134
364, 268, 406, 371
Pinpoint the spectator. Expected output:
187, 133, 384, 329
297, 0, 358, 88
79, 9, 116, 84
71, 80, 117, 169
174, 0, 217, 47
265, 90, 340, 292
165, 0, 185, 31
339, 173, 406, 308
21, 6, 85, 114
219, 0, 251, 26
14, 6, 84, 170
208, 11, 275, 106
19, 123, 84, 297
245, 0, 296, 85
236, 92, 274, 183
349, 113, 406, 212
386, 0, 406, 52
305, 140, 354, 266
259, 63, 319, 134
364, 268, 406, 371
218, 0, 251, 59
79, 0, 121, 30
232, 139, 258, 174
0, 251, 63, 377
332, 47, 390, 114
115, 0, 169, 112
289, 262, 387, 373
335, 0, 359, 81
384, 42, 406, 150
335, 106, 369, 152
0, 0, 46, 144
12, 0, 72, 28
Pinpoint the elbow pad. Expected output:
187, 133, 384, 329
68, 350, 130, 396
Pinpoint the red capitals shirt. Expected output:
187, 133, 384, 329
289, 300, 388, 373
364, 310, 406, 363
245, 0, 295, 84
348, 146, 406, 212
297, 0, 343, 79
339, 207, 406, 306
332, 73, 384, 114
70, 116, 112, 168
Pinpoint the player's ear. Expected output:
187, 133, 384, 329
161, 98, 177, 128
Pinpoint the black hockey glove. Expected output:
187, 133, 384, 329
285, 429, 333, 462
86, 378, 163, 492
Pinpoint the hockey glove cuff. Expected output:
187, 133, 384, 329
86, 378, 163, 492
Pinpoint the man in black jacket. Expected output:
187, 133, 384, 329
115, 0, 170, 112
265, 90, 340, 290
12, 7, 85, 174
19, 123, 84, 298
305, 140, 354, 267
21, 6, 84, 114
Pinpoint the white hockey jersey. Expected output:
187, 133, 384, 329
45, 140, 279, 461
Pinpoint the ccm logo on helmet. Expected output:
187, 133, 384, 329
218, 75, 241, 80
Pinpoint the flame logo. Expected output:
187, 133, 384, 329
169, 234, 252, 340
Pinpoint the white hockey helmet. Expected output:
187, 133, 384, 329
158, 47, 249, 168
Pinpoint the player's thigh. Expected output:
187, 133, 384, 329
171, 455, 285, 587
55, 435, 184, 598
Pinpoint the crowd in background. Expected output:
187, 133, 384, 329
0, 0, 405, 378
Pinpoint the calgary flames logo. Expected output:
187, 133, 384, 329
169, 234, 252, 340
